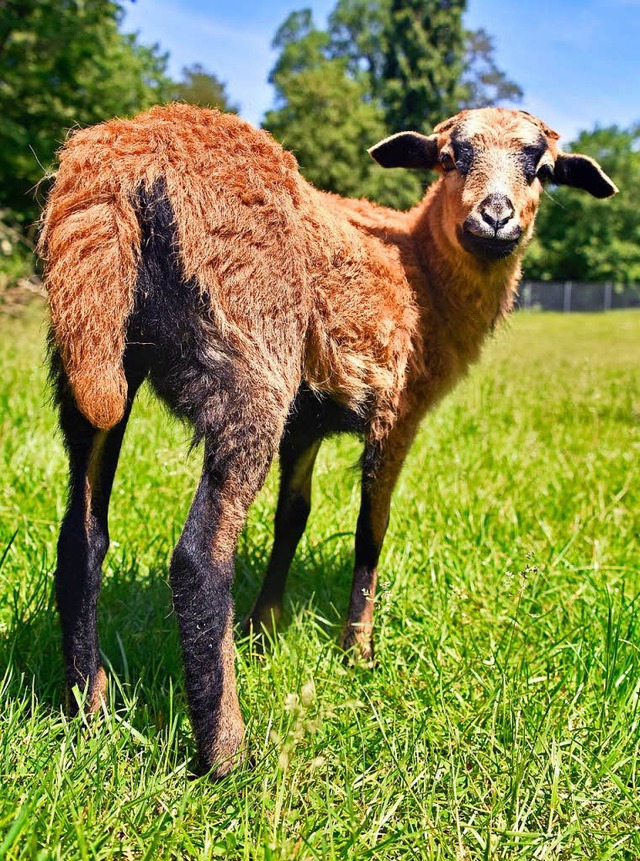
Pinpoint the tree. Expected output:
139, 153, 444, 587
265, 11, 422, 207
382, 0, 466, 133
266, 59, 423, 207
327, 0, 521, 120
172, 64, 239, 112
0, 0, 171, 226
269, 9, 330, 83
265, 1, 522, 206
525, 125, 640, 283
328, 0, 389, 94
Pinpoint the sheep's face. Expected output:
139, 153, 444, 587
369, 108, 617, 263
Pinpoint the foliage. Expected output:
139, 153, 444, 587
1, 308, 639, 858
171, 63, 239, 112
526, 125, 640, 283
0, 0, 172, 227
0, 212, 33, 294
327, 1, 521, 119
265, 0, 522, 206
382, 0, 466, 133
265, 13, 423, 208
328, 0, 390, 94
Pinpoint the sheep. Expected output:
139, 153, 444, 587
39, 103, 617, 777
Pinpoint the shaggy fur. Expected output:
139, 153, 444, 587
40, 104, 616, 776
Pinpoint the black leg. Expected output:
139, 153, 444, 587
54, 347, 147, 712
343, 415, 420, 661
343, 485, 389, 662
170, 411, 285, 776
245, 436, 321, 634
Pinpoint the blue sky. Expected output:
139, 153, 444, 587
124, 0, 640, 143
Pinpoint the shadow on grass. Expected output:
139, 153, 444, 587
0, 530, 356, 730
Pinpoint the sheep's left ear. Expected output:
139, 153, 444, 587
553, 152, 618, 198
368, 132, 439, 169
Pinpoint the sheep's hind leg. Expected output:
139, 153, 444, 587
244, 435, 321, 638
54, 347, 147, 714
170, 404, 286, 777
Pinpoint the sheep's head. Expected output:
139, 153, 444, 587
369, 107, 618, 262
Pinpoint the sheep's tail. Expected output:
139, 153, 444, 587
39, 136, 142, 430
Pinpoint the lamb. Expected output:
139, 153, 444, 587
39, 103, 617, 777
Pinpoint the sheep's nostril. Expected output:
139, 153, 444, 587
481, 209, 511, 231
479, 194, 514, 233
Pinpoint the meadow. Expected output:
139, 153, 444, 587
0, 305, 638, 860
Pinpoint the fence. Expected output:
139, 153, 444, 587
517, 281, 640, 312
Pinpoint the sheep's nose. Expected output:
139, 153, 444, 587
479, 194, 514, 232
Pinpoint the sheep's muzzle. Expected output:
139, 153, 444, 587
458, 194, 523, 260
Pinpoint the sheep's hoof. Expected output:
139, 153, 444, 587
67, 666, 108, 717
89, 666, 108, 712
201, 729, 249, 780
241, 604, 282, 648
342, 627, 376, 667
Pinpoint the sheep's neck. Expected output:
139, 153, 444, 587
409, 182, 523, 365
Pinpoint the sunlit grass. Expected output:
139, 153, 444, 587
1, 306, 638, 859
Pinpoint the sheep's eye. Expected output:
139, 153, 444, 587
440, 153, 456, 172
536, 163, 553, 183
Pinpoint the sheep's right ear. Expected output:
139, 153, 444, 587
368, 132, 439, 169
553, 152, 618, 198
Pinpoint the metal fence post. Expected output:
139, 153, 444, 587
563, 281, 572, 313
604, 281, 612, 311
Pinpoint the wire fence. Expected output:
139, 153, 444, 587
517, 281, 640, 312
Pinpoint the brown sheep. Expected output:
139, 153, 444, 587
39, 103, 617, 777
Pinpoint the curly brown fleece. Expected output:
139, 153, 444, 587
40, 103, 418, 441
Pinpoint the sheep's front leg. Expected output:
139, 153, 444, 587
171, 427, 282, 777
343, 488, 389, 662
246, 436, 322, 636
343, 414, 420, 662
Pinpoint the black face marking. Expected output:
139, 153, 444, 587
449, 129, 474, 175
519, 136, 548, 183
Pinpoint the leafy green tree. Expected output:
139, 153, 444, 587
269, 9, 330, 82
327, 0, 521, 119
382, 0, 466, 133
172, 64, 239, 112
266, 58, 422, 207
265, 1, 521, 206
0, 0, 171, 226
265, 12, 422, 207
328, 0, 389, 94
525, 125, 640, 283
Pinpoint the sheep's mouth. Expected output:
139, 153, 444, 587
458, 226, 521, 260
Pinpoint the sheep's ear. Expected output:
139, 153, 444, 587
553, 152, 618, 198
368, 132, 439, 169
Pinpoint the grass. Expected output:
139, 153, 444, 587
0, 305, 638, 860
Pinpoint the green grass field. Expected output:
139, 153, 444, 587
1, 306, 638, 860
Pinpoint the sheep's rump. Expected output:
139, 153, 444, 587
40, 104, 417, 437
